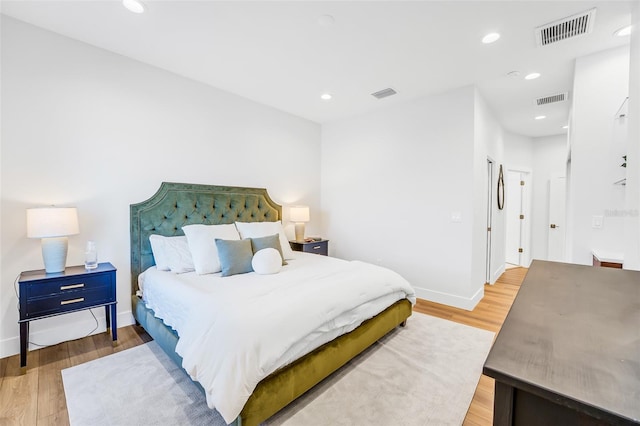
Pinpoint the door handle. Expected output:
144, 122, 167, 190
550, 224, 559, 229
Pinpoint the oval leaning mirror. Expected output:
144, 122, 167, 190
497, 165, 505, 210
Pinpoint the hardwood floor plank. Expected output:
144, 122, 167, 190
37, 410, 70, 426
0, 351, 40, 425
91, 330, 117, 358
0, 267, 525, 425
0, 355, 7, 391
37, 343, 70, 422
113, 324, 147, 353
67, 336, 99, 367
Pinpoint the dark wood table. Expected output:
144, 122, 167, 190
483, 260, 640, 425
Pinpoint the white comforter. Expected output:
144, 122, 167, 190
140, 252, 415, 423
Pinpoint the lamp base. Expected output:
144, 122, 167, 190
41, 237, 69, 273
294, 223, 306, 242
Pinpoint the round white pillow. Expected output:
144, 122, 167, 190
252, 248, 282, 275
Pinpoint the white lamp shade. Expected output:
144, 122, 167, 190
27, 207, 80, 238
289, 206, 310, 223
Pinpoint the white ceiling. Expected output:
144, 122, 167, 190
1, 1, 635, 138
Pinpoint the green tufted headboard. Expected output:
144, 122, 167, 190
130, 182, 282, 294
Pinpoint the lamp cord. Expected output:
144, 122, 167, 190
15, 274, 100, 347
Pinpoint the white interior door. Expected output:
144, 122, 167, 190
505, 170, 529, 266
505, 171, 523, 265
548, 175, 567, 262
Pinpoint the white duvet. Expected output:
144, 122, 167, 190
140, 252, 416, 424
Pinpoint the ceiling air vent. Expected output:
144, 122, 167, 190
535, 92, 569, 106
535, 8, 596, 47
371, 88, 397, 99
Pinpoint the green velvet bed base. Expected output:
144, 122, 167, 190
132, 295, 411, 426
240, 298, 412, 426
130, 183, 413, 426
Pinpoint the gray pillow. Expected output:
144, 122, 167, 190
215, 238, 254, 277
249, 234, 287, 265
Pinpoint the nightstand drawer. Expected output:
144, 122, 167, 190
289, 239, 329, 256
25, 286, 114, 318
305, 242, 328, 255
24, 274, 110, 299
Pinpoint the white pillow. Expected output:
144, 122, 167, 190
148, 235, 195, 273
252, 248, 282, 275
235, 221, 295, 260
149, 235, 171, 271
182, 224, 240, 274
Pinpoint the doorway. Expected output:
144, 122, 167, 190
485, 159, 494, 284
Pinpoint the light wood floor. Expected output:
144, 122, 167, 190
0, 267, 525, 425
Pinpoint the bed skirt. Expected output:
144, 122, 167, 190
132, 295, 412, 426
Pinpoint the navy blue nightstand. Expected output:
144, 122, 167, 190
18, 262, 117, 370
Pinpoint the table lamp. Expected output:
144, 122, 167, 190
290, 206, 310, 242
27, 207, 80, 273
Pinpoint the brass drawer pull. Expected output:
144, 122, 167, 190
60, 283, 85, 291
61, 297, 84, 305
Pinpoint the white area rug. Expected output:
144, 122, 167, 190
62, 313, 494, 426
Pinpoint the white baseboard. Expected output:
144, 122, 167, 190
0, 310, 134, 360
414, 285, 484, 311
491, 264, 506, 284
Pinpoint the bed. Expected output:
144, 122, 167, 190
130, 182, 415, 426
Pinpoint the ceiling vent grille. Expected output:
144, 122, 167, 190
535, 8, 596, 47
536, 92, 569, 106
371, 88, 397, 99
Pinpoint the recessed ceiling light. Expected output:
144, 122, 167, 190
482, 33, 501, 44
525, 72, 541, 80
317, 15, 335, 27
320, 93, 333, 101
123, 0, 145, 14
535, 115, 546, 120
614, 25, 632, 37
562, 125, 569, 129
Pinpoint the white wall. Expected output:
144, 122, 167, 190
321, 85, 501, 310
567, 46, 630, 265
0, 17, 322, 358
504, 132, 533, 172
623, 1, 640, 270
530, 135, 567, 261
473, 91, 505, 284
